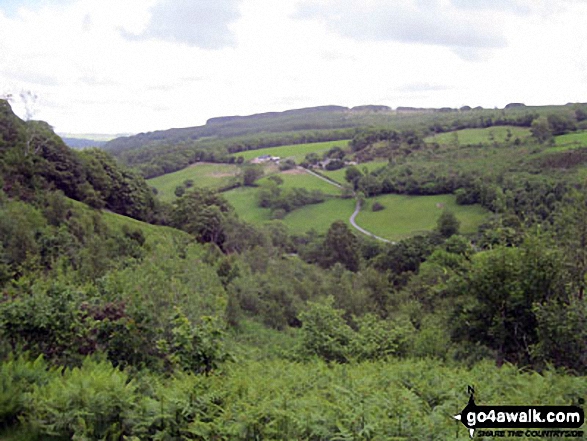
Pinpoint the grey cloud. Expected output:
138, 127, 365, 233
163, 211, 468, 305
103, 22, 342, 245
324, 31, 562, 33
451, 47, 492, 62
295, 0, 507, 50
450, 0, 532, 14
1, 67, 60, 87
126, 0, 241, 49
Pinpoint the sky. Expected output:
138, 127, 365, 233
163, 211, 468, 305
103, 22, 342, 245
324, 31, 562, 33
1, 0, 587, 135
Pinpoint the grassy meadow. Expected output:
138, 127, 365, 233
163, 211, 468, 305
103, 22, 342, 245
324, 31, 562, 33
147, 163, 240, 202
259, 169, 342, 195
541, 130, 587, 153
356, 194, 489, 240
554, 130, 587, 146
281, 197, 356, 235
232, 140, 350, 163
223, 187, 272, 224
425, 126, 531, 145
223, 186, 355, 235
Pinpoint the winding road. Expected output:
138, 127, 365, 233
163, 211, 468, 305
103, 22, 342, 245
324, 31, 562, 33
299, 167, 393, 244
301, 167, 342, 188
349, 200, 393, 243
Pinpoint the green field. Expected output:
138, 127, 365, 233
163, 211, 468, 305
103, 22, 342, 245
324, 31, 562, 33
282, 198, 356, 235
147, 163, 240, 202
223, 187, 355, 235
259, 170, 342, 195
356, 194, 489, 240
223, 187, 272, 224
321, 161, 389, 184
541, 130, 587, 153
232, 140, 350, 164
555, 130, 587, 145
425, 126, 531, 145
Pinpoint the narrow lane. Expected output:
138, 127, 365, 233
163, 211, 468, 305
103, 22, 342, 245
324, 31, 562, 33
300, 167, 393, 244
349, 200, 393, 244
299, 167, 342, 188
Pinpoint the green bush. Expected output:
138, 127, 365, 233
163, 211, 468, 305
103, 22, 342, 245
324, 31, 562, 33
297, 297, 353, 363
371, 201, 385, 212
352, 314, 416, 361
533, 297, 587, 374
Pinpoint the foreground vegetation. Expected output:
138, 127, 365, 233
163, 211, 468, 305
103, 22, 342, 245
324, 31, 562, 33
2, 354, 585, 440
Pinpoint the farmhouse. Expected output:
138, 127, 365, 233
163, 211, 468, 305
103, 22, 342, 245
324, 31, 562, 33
251, 155, 280, 164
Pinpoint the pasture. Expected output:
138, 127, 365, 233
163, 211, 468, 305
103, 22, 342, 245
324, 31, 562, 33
222, 187, 272, 224
147, 163, 240, 202
425, 126, 531, 145
259, 169, 342, 196
542, 130, 587, 153
232, 140, 350, 164
355, 194, 489, 241
282, 198, 356, 235
222, 187, 355, 235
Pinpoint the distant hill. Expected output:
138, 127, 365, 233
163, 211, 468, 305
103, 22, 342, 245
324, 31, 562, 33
59, 133, 132, 149
206, 105, 350, 125
101, 102, 587, 179
103, 105, 393, 154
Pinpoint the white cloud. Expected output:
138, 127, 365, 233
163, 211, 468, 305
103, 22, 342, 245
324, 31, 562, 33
295, 0, 508, 50
124, 0, 242, 49
0, 0, 586, 134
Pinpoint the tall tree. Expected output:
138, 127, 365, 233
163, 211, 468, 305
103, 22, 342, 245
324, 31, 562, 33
451, 238, 564, 366
554, 189, 587, 299
436, 210, 460, 238
530, 116, 552, 144
172, 188, 233, 246
321, 221, 360, 272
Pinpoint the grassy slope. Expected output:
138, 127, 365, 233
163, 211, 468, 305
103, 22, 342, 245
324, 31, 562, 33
68, 198, 189, 246
101, 210, 190, 246
147, 163, 239, 202
555, 130, 587, 145
356, 194, 489, 240
425, 126, 531, 145
232, 140, 350, 163
542, 130, 587, 153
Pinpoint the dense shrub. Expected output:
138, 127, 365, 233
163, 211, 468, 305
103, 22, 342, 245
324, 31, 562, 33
371, 201, 385, 211
25, 358, 139, 440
